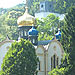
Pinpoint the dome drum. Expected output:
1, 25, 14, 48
17, 5, 38, 44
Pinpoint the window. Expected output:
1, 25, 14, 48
21, 31, 23, 36
51, 57, 53, 70
24, 31, 27, 36
51, 54, 59, 70
53, 55, 56, 68
57, 57, 59, 66
41, 4, 43, 8
33, 39, 35, 43
37, 61, 40, 70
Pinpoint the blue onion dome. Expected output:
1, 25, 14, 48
55, 28, 61, 39
28, 27, 38, 35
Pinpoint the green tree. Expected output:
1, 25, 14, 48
48, 67, 68, 75
48, 6, 75, 75
32, 0, 75, 14
5, 18, 17, 26
0, 39, 38, 75
54, 0, 75, 13
61, 6, 75, 75
37, 14, 59, 41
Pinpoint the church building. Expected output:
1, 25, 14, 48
35, 1, 65, 20
0, 1, 64, 75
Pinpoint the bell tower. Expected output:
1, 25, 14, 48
40, 1, 55, 12
17, 0, 36, 40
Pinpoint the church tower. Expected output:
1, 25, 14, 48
40, 1, 55, 12
17, 0, 38, 45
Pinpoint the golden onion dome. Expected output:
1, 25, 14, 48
17, 7, 36, 26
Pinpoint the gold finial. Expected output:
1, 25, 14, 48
25, 6, 28, 13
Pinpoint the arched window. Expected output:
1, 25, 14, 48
37, 61, 40, 71
57, 57, 59, 66
53, 55, 56, 68
24, 31, 27, 36
21, 31, 23, 36
33, 39, 35, 43
41, 5, 43, 8
51, 57, 53, 70
51, 54, 59, 70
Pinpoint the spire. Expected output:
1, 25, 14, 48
25, 6, 28, 13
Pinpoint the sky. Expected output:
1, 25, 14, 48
0, 0, 25, 8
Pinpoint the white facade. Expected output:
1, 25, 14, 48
36, 38, 64, 75
35, 12, 65, 21
36, 46, 45, 75
35, 12, 50, 20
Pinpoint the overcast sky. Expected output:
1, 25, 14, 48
0, 0, 25, 8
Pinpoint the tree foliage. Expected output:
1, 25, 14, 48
37, 14, 59, 41
48, 67, 69, 75
49, 6, 75, 75
32, 0, 75, 14
61, 6, 75, 75
0, 4, 25, 41
0, 39, 38, 75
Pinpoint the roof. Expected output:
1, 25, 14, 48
55, 31, 61, 39
17, 7, 36, 26
36, 38, 64, 54
28, 27, 38, 35
38, 40, 51, 45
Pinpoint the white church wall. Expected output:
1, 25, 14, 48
36, 47, 44, 54
35, 12, 65, 21
36, 46, 45, 75
47, 40, 64, 73
35, 12, 50, 21
0, 42, 12, 70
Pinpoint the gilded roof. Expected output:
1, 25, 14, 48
17, 7, 36, 26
